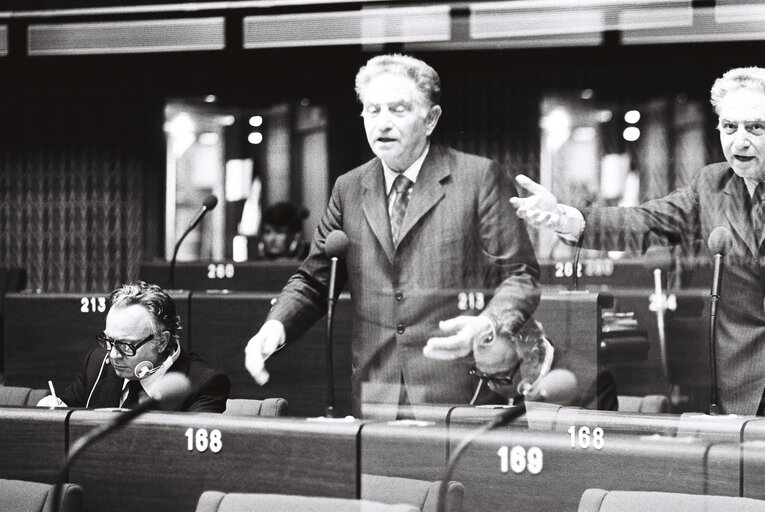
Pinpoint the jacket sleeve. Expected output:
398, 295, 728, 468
183, 373, 231, 413
479, 162, 542, 336
581, 181, 700, 253
266, 175, 348, 344
58, 348, 107, 407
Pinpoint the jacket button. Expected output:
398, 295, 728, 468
395, 291, 403, 301
396, 324, 405, 334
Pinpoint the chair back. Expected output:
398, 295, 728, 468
195, 492, 417, 512
579, 489, 765, 512
28, 389, 51, 406
361, 474, 464, 512
0, 478, 83, 512
0, 385, 33, 406
223, 398, 287, 416
617, 395, 670, 413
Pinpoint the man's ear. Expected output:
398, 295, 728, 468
424, 105, 442, 136
156, 331, 170, 353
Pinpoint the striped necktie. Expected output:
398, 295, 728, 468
390, 175, 413, 246
753, 182, 765, 249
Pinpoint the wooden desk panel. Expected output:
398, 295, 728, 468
140, 261, 299, 291
606, 288, 708, 406
552, 408, 681, 437
68, 411, 361, 512
0, 267, 25, 373
359, 414, 452, 482
738, 419, 765, 499
0, 406, 69, 483
535, 290, 611, 408
189, 291, 353, 417
448, 404, 562, 431
3, 291, 190, 388
742, 440, 765, 500
449, 427, 737, 512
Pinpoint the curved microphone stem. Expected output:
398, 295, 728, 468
51, 400, 159, 512
325, 257, 339, 418
436, 402, 527, 512
169, 220, 201, 289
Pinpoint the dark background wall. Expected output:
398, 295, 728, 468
0, 31, 756, 291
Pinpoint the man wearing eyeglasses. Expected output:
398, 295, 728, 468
39, 281, 230, 412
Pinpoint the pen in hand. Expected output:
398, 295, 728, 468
48, 380, 57, 399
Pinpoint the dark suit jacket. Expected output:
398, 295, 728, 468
582, 162, 765, 415
268, 144, 540, 416
59, 347, 231, 413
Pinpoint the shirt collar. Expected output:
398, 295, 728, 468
383, 143, 430, 196
121, 345, 181, 399
743, 177, 764, 198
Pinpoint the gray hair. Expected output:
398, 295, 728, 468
710, 67, 765, 115
109, 280, 181, 352
355, 54, 441, 107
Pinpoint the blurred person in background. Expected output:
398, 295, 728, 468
255, 202, 310, 260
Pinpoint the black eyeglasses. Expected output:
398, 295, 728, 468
97, 332, 154, 356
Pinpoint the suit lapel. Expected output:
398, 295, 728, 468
721, 172, 758, 258
396, 144, 448, 247
361, 160, 396, 263
95, 370, 125, 408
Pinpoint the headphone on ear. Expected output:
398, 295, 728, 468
133, 343, 181, 379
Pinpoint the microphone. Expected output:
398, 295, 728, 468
169, 194, 218, 289
707, 226, 733, 415
643, 246, 676, 386
51, 374, 192, 512
324, 230, 350, 418
708, 227, 733, 298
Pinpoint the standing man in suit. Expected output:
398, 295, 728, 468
245, 54, 540, 417
40, 281, 230, 412
510, 66, 765, 416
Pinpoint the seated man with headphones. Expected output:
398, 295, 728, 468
39, 281, 231, 412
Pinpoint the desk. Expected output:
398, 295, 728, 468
3, 291, 190, 388
189, 291, 353, 417
0, 407, 759, 511
534, 290, 612, 408
68, 411, 361, 512
0, 406, 69, 483
360, 413, 452, 482
538, 258, 713, 289
605, 288, 708, 408
448, 426, 739, 512
140, 260, 299, 291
